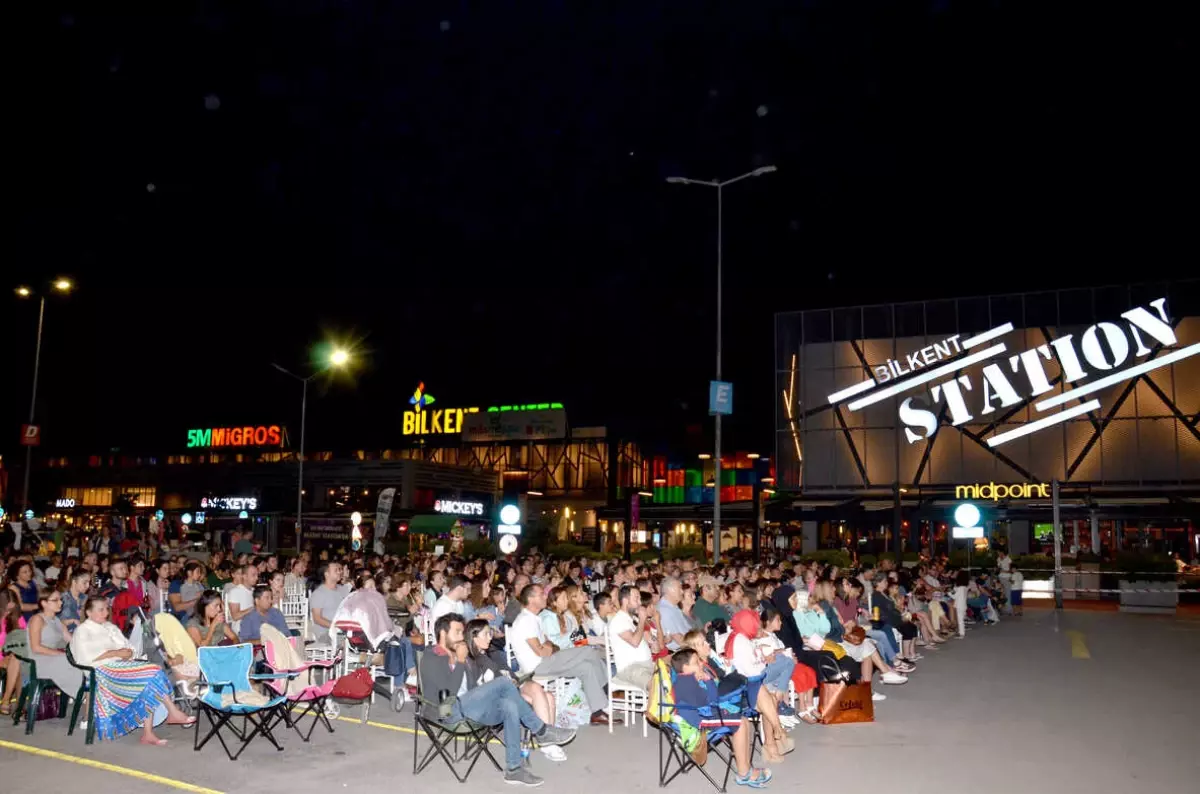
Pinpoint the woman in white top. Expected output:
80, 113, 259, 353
538, 588, 580, 650
69, 597, 195, 745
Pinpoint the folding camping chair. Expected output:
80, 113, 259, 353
194, 643, 293, 760
646, 657, 759, 793
411, 658, 503, 783
261, 630, 339, 742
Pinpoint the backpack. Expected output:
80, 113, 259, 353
645, 657, 675, 725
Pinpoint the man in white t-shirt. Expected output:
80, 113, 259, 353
431, 575, 470, 623
608, 585, 655, 690
509, 583, 611, 726
225, 563, 256, 634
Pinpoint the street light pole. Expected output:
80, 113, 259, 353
273, 347, 349, 553
21, 296, 46, 512
14, 278, 72, 513
666, 166, 776, 564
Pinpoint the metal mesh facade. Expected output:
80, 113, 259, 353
775, 282, 1200, 492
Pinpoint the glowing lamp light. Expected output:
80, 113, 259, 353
350, 511, 363, 526
238, 510, 249, 519
954, 503, 981, 529
329, 348, 350, 367
181, 513, 193, 525
499, 504, 520, 525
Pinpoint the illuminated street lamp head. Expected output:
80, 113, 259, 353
15, 286, 32, 298
329, 348, 350, 367
752, 165, 778, 177
54, 278, 73, 292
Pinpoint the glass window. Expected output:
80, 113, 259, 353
63, 487, 114, 507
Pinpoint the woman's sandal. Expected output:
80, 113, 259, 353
167, 716, 197, 727
798, 707, 820, 724
736, 768, 773, 788
0, 701, 12, 716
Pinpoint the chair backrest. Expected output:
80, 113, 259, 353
197, 643, 255, 708
154, 612, 198, 664
645, 657, 676, 725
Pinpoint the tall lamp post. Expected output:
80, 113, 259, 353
14, 278, 74, 512
272, 347, 350, 552
666, 165, 776, 564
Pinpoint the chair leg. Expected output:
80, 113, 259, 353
68, 684, 85, 736
24, 681, 40, 735
85, 685, 97, 745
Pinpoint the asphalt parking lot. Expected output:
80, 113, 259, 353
3, 609, 1199, 794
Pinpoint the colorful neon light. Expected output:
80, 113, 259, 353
186, 425, 283, 448
486, 402, 564, 412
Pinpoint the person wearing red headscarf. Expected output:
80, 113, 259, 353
723, 610, 794, 764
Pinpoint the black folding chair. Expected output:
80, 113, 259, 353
411, 668, 503, 783
7, 630, 69, 736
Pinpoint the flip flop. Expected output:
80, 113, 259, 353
735, 768, 773, 788
167, 716, 197, 726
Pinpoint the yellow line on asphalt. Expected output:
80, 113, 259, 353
336, 715, 504, 745
1066, 629, 1091, 659
0, 739, 224, 794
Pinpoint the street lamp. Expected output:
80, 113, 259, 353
666, 165, 776, 564
272, 347, 351, 551
13, 278, 75, 512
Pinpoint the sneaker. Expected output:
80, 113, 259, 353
881, 671, 908, 685
505, 766, 545, 787
536, 725, 576, 747
539, 744, 568, 762
872, 691, 887, 702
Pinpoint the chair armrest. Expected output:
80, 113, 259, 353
250, 672, 297, 681
207, 680, 234, 689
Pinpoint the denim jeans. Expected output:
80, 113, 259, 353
384, 635, 416, 684
866, 628, 897, 662
452, 678, 545, 771
762, 657, 795, 694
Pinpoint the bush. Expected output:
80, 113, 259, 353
858, 554, 877, 567
1109, 552, 1176, 576
798, 550, 853, 569
545, 544, 596, 560
1012, 554, 1055, 573
461, 540, 494, 558
948, 550, 995, 570
664, 545, 707, 562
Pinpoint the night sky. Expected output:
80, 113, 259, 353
4, 3, 1192, 465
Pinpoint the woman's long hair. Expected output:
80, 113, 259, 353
465, 618, 492, 661
194, 590, 223, 626
0, 590, 20, 633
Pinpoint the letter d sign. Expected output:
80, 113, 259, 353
20, 424, 40, 446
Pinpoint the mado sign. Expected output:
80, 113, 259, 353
826, 297, 1198, 449
434, 499, 485, 517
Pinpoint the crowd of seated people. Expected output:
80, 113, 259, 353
2, 529, 1012, 787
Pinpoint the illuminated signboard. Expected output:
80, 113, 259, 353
402, 382, 479, 435
954, 482, 1050, 501
826, 297, 1198, 448
487, 402, 564, 412
55, 498, 76, 508
200, 496, 258, 511
434, 499, 485, 517
187, 425, 283, 448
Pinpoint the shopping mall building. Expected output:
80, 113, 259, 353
773, 281, 1200, 558
7, 386, 648, 552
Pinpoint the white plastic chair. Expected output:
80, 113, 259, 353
603, 631, 648, 736
503, 633, 573, 725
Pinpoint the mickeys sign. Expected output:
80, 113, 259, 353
826, 297, 1199, 448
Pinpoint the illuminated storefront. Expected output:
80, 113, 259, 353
774, 281, 1200, 556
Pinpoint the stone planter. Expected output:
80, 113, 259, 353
1063, 563, 1101, 601
1118, 579, 1178, 614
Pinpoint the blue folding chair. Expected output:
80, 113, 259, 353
649, 659, 762, 793
194, 643, 293, 760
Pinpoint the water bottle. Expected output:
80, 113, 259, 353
437, 689, 453, 720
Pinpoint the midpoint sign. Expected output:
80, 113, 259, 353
954, 482, 1049, 501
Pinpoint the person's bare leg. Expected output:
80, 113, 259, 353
756, 687, 788, 758
861, 657, 873, 683
732, 719, 752, 777
870, 650, 893, 674
521, 681, 552, 725
140, 716, 166, 745
1, 656, 21, 706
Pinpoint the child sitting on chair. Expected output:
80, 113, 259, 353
670, 648, 772, 789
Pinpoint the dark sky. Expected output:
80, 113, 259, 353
4, 2, 1192, 464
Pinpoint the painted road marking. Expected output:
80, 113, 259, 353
1066, 629, 1091, 659
0, 739, 224, 794
336, 715, 504, 745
